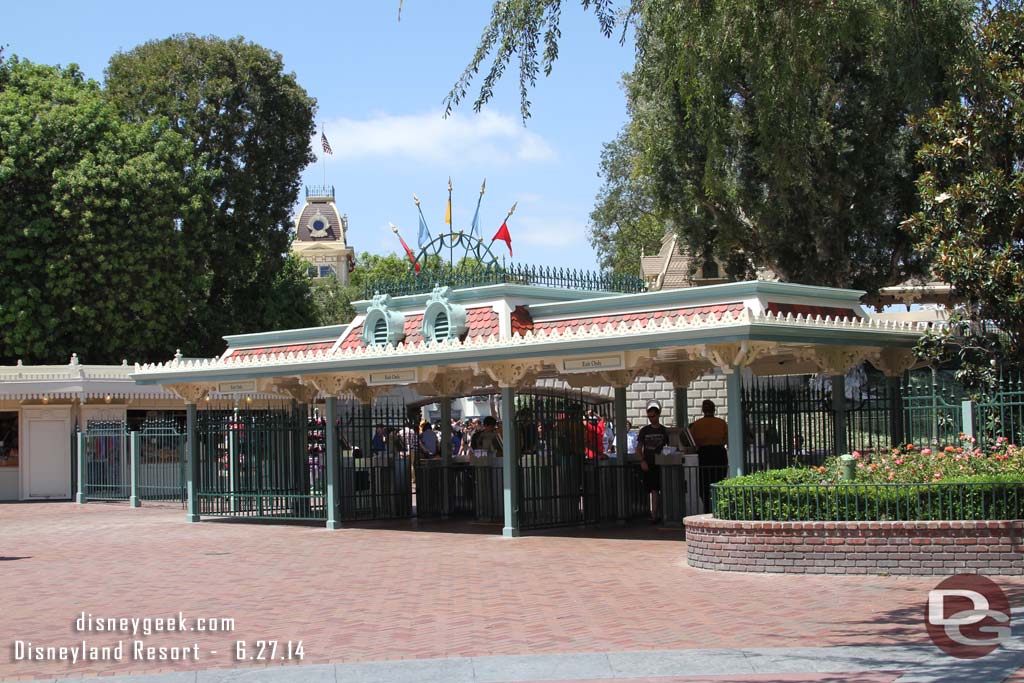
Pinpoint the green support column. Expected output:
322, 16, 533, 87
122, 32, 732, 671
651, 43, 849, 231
725, 370, 744, 478
76, 431, 86, 504
887, 375, 905, 447
674, 386, 688, 425
501, 386, 520, 537
832, 374, 848, 456
185, 402, 200, 523
229, 403, 240, 513
129, 431, 141, 508
324, 396, 341, 529
614, 386, 629, 522
439, 398, 452, 517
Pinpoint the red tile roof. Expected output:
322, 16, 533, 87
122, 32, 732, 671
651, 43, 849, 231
528, 302, 746, 335
339, 306, 500, 350
510, 305, 534, 336
765, 303, 862, 320
226, 341, 334, 360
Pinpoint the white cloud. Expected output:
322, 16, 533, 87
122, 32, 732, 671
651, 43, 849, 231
319, 110, 556, 165
513, 215, 590, 249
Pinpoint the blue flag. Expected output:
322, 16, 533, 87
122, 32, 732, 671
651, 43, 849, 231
417, 203, 432, 248
470, 179, 485, 239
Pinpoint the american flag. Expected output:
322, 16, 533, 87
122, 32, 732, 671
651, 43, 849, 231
321, 132, 333, 155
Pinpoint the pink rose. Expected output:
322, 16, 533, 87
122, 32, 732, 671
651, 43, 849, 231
921, 448, 932, 455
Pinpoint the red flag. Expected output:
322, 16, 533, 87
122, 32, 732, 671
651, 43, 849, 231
492, 221, 512, 257
393, 229, 420, 273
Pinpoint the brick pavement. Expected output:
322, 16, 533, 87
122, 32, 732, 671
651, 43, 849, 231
3, 502, 1024, 681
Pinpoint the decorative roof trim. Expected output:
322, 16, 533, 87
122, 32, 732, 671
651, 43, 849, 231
134, 308, 928, 383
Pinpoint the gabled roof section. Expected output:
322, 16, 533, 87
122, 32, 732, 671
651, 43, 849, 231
338, 307, 500, 350
222, 324, 348, 360
529, 303, 745, 336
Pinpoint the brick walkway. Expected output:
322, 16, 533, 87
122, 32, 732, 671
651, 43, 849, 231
3, 503, 1024, 681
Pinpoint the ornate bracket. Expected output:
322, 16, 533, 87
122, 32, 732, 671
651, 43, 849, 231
653, 361, 712, 389
806, 346, 877, 376
868, 347, 918, 378
166, 383, 215, 404
481, 360, 543, 388
275, 381, 321, 404
598, 369, 639, 389
415, 367, 478, 397
306, 373, 353, 398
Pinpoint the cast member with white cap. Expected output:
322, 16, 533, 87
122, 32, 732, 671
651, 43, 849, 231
637, 400, 669, 522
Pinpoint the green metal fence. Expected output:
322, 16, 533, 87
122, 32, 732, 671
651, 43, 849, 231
974, 369, 1024, 447
903, 370, 965, 446
514, 391, 624, 530
137, 419, 186, 503
711, 481, 1024, 521
336, 399, 412, 521
81, 420, 129, 501
195, 407, 325, 520
364, 263, 646, 298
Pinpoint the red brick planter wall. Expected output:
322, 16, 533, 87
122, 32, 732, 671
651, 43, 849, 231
684, 514, 1024, 575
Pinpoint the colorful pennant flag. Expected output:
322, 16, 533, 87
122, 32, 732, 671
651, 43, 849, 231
445, 177, 453, 227
470, 178, 486, 239
390, 223, 420, 273
491, 202, 516, 257
413, 193, 432, 248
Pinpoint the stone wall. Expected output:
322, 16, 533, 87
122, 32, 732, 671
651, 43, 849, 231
627, 372, 728, 428
685, 514, 1024, 576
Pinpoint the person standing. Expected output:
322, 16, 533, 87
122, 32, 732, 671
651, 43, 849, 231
638, 401, 669, 522
419, 421, 439, 459
689, 399, 729, 513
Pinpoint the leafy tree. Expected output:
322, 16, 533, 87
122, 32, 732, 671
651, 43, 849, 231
906, 2, 1024, 383
588, 130, 664, 275
310, 277, 359, 327
0, 57, 208, 363
105, 35, 318, 354
624, 1, 971, 293
446, 1, 636, 122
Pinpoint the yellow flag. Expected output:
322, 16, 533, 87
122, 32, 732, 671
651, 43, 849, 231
445, 197, 452, 226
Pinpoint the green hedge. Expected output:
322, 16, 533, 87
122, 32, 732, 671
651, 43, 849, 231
712, 469, 1024, 521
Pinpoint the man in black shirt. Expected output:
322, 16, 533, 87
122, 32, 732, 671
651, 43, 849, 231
637, 400, 668, 522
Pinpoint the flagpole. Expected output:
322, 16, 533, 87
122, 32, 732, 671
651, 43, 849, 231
488, 202, 518, 257
448, 177, 453, 268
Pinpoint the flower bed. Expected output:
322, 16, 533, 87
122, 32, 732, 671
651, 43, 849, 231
712, 437, 1024, 521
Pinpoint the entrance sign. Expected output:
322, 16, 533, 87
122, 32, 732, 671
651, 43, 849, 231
368, 369, 418, 385
217, 380, 257, 394
561, 354, 625, 374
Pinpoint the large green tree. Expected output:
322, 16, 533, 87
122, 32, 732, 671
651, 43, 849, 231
589, 130, 665, 275
0, 58, 208, 363
624, 1, 971, 292
105, 35, 318, 354
907, 2, 1024, 380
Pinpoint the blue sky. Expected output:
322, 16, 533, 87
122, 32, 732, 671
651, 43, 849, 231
6, 1, 637, 270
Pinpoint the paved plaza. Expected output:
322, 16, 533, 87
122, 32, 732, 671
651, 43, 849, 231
3, 503, 1024, 682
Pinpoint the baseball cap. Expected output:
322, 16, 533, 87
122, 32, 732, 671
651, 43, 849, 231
646, 400, 661, 413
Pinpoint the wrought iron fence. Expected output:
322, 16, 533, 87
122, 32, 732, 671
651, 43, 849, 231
974, 369, 1024, 447
77, 418, 186, 505
712, 481, 1024, 521
363, 263, 646, 298
81, 420, 129, 501
904, 370, 965, 446
137, 419, 186, 503
742, 375, 836, 470
195, 408, 324, 520
335, 399, 413, 521
513, 390, 623, 530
